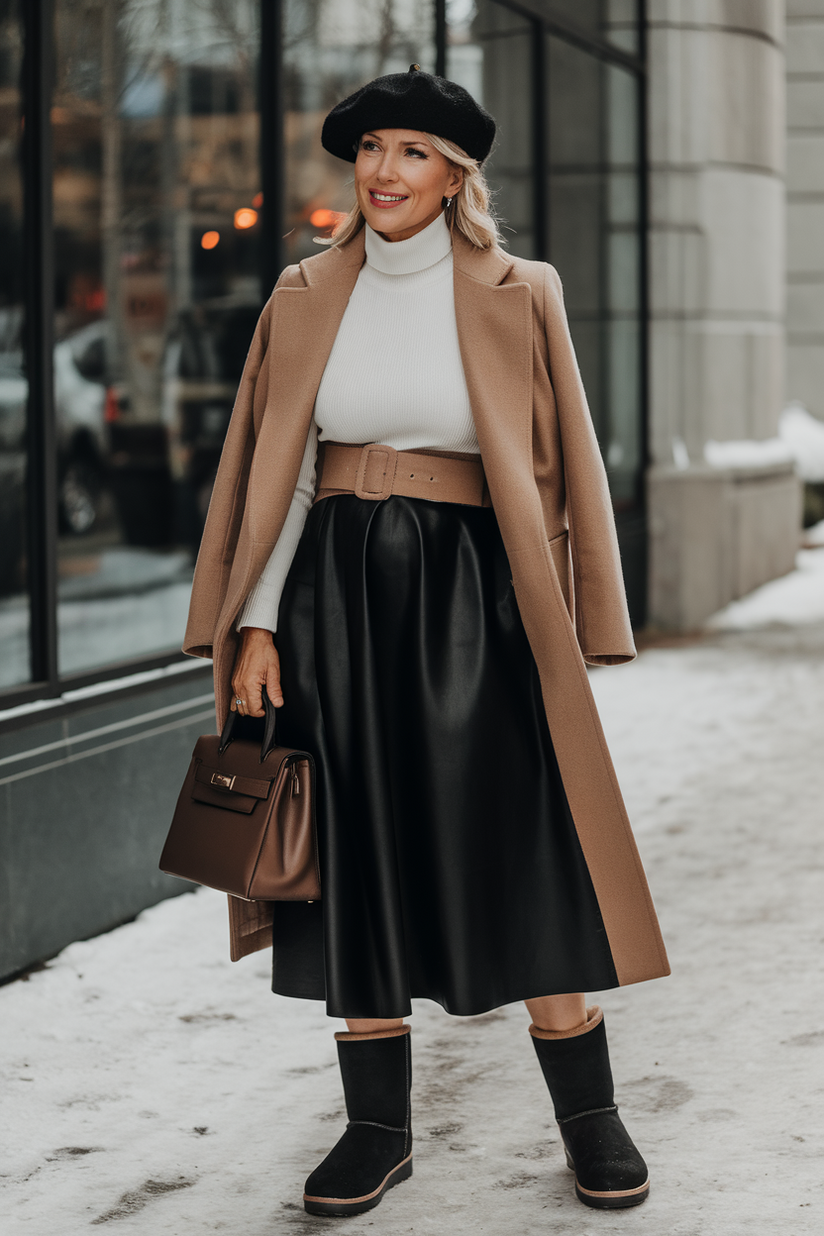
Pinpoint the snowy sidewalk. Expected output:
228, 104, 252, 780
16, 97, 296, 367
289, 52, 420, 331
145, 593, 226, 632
3, 570, 824, 1234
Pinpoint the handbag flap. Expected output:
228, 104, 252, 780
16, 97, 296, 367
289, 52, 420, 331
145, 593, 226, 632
190, 757, 275, 815
190, 780, 257, 814
186, 734, 300, 816
194, 760, 273, 798
160, 734, 320, 902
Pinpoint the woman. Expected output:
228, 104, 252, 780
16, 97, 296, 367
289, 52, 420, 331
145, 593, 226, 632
184, 66, 669, 1216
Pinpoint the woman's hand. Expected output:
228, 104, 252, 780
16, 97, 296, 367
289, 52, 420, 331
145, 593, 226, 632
231, 627, 283, 718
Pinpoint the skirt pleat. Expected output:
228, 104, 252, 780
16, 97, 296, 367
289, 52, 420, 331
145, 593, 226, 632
271, 493, 618, 1019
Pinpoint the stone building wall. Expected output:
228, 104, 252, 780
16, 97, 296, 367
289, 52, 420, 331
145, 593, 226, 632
645, 1, 801, 629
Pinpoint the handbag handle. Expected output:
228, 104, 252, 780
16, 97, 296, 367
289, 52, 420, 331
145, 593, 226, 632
218, 684, 280, 762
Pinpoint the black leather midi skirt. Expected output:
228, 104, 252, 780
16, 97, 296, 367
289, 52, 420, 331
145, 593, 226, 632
271, 493, 618, 1019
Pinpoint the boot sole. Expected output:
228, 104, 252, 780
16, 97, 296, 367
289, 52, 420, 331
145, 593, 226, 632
565, 1149, 649, 1209
303, 1154, 413, 1216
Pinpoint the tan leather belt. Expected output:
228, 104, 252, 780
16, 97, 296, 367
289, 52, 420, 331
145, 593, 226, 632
315, 442, 490, 507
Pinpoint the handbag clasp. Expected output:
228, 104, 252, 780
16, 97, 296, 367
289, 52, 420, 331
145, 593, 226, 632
211, 771, 236, 790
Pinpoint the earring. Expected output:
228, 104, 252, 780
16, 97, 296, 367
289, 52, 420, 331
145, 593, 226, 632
445, 197, 453, 205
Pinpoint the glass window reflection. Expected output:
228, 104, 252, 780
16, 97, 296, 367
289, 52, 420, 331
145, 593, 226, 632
547, 36, 642, 508
447, 3, 644, 514
283, 0, 435, 263
447, 0, 535, 260
52, 0, 261, 677
0, 2, 29, 689
544, 0, 640, 55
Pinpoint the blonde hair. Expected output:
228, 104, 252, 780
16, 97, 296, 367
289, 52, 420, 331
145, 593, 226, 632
318, 132, 503, 251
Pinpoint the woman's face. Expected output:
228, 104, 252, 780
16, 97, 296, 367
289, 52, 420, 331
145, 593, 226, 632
354, 129, 463, 243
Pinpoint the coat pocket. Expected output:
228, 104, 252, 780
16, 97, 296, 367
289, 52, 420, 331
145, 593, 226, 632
547, 529, 573, 619
506, 533, 574, 629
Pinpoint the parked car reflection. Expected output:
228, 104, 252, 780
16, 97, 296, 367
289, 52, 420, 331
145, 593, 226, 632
0, 301, 258, 604
161, 299, 260, 547
54, 322, 109, 534
0, 359, 27, 599
0, 321, 112, 544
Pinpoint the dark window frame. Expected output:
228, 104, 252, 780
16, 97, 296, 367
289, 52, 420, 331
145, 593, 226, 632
4, 0, 647, 713
5, 0, 285, 712
495, 0, 645, 73
14, 0, 59, 712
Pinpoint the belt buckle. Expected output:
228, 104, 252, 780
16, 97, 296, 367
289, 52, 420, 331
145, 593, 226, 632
354, 444, 398, 501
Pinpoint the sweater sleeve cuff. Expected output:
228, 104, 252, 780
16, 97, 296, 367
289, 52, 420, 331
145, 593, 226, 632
237, 582, 283, 634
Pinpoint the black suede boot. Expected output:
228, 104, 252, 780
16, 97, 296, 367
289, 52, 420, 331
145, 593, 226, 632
530, 1006, 649, 1209
303, 1025, 413, 1216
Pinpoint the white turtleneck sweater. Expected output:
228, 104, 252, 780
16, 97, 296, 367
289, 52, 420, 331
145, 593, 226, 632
238, 211, 478, 632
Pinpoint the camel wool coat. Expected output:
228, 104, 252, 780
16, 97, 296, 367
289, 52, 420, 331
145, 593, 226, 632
183, 227, 670, 987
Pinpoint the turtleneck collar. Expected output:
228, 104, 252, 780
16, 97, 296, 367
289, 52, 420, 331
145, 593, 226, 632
364, 210, 453, 276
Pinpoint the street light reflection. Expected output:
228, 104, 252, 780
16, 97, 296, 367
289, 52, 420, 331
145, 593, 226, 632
234, 208, 258, 230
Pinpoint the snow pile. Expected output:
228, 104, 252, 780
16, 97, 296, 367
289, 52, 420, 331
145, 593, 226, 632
701, 403, 824, 479
802, 517, 824, 548
703, 436, 793, 469
671, 435, 690, 469
706, 547, 824, 630
779, 401, 824, 482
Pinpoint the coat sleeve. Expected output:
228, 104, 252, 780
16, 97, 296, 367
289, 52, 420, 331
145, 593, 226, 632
182, 292, 276, 658
543, 265, 636, 666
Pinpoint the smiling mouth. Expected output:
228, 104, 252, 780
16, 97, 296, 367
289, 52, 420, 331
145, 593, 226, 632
369, 191, 409, 206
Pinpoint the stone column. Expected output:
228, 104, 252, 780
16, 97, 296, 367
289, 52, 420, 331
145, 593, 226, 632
786, 0, 824, 416
646, 1, 800, 629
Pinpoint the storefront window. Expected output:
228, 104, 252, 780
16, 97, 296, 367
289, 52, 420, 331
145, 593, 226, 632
546, 36, 642, 507
604, 62, 643, 505
51, 0, 261, 676
0, 2, 28, 689
0, 0, 648, 703
283, 0, 436, 263
447, 0, 535, 259
448, 0, 645, 614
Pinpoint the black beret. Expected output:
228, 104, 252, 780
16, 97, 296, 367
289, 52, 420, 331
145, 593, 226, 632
322, 64, 496, 165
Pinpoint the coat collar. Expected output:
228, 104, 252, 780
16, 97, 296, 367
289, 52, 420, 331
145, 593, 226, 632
296, 230, 366, 286
295, 225, 516, 288
451, 229, 516, 286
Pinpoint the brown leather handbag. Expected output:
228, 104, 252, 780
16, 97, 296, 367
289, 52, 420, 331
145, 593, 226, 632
159, 688, 320, 902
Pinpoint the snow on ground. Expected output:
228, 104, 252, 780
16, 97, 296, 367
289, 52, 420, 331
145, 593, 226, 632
2, 622, 824, 1234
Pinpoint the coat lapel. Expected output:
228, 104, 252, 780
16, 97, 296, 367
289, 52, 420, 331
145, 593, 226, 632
246, 232, 367, 549
452, 234, 541, 551
218, 234, 365, 632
